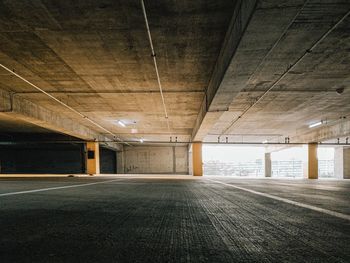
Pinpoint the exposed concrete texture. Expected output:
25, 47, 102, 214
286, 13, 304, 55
124, 146, 188, 174
291, 119, 350, 144
0, 176, 349, 262
0, 1, 349, 145
116, 150, 125, 174
0, 89, 122, 150
200, 0, 350, 144
174, 146, 188, 174
193, 0, 257, 141
0, 0, 236, 142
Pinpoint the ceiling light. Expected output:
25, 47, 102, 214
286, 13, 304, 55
309, 121, 323, 128
262, 140, 268, 144
140, 138, 144, 143
117, 120, 126, 127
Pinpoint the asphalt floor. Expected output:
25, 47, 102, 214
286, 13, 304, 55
0, 175, 349, 262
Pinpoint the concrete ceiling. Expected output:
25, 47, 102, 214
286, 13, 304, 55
210, 1, 350, 144
198, 0, 350, 144
0, 0, 349, 145
0, 115, 51, 133
0, 0, 236, 143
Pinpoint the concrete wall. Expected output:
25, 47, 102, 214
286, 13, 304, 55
124, 146, 188, 174
117, 150, 124, 174
0, 144, 85, 174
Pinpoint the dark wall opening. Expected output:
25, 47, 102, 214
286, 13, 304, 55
0, 143, 85, 174
100, 147, 117, 174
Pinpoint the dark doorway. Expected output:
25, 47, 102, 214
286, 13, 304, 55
100, 147, 117, 174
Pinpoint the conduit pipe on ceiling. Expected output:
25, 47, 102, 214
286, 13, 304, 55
0, 63, 130, 146
219, 9, 350, 138
141, 0, 170, 131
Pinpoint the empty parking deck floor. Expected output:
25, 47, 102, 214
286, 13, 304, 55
0, 175, 349, 262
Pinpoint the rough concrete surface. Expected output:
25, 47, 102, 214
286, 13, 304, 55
0, 0, 236, 142
0, 175, 349, 262
0, 1, 348, 145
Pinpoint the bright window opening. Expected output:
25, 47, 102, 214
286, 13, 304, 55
203, 145, 336, 178
318, 147, 334, 178
203, 145, 264, 177
271, 147, 306, 178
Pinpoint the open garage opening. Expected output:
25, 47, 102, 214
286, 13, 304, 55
202, 144, 341, 179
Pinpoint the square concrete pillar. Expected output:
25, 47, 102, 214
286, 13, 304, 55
191, 142, 203, 176
334, 147, 350, 179
307, 143, 318, 179
265, 153, 272, 177
86, 142, 100, 175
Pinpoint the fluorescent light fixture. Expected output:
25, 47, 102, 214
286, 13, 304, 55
262, 140, 268, 144
309, 121, 323, 128
140, 138, 144, 143
117, 120, 126, 127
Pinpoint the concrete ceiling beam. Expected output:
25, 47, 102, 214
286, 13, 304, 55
0, 89, 122, 151
265, 119, 350, 153
291, 119, 350, 144
192, 0, 349, 142
13, 90, 205, 94
192, 0, 258, 141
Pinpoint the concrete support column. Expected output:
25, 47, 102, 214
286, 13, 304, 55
307, 143, 318, 179
192, 142, 203, 176
86, 142, 100, 175
265, 153, 272, 177
334, 147, 350, 179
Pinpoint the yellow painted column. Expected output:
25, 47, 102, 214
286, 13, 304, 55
86, 142, 100, 175
192, 142, 203, 176
308, 143, 318, 179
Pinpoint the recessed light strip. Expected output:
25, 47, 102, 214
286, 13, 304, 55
117, 120, 126, 127
309, 121, 323, 128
